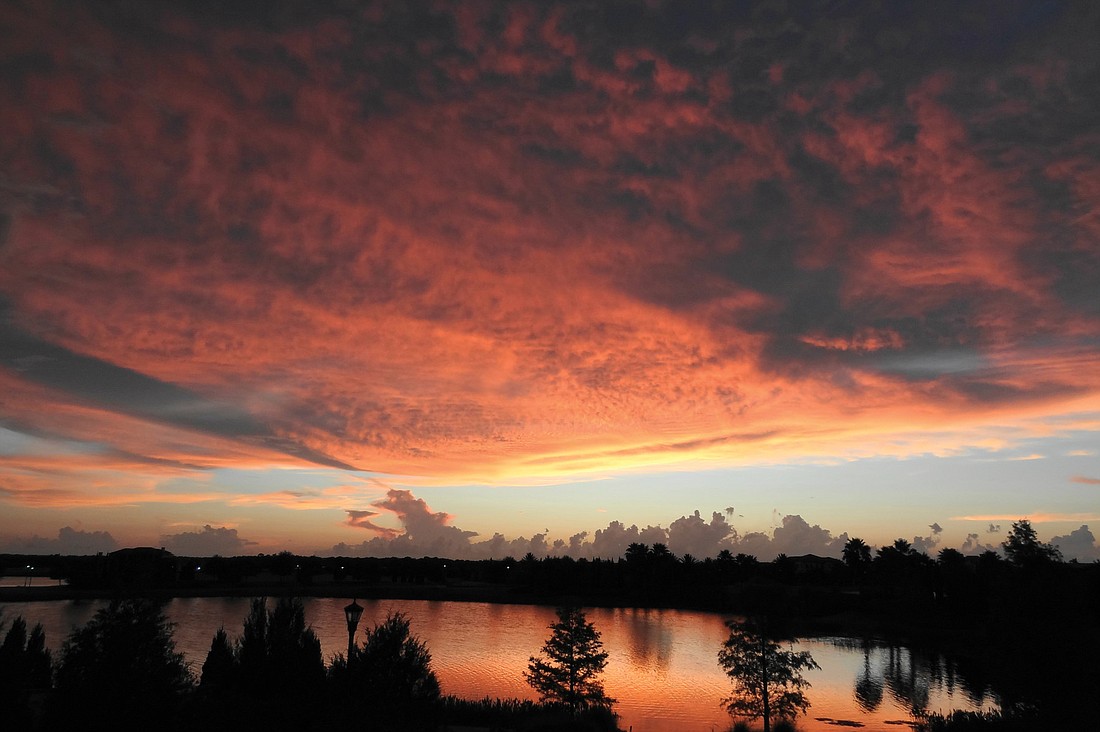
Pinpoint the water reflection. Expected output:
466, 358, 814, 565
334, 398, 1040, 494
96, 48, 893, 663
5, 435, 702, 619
0, 599, 997, 732
615, 607, 675, 672
854, 641, 884, 712
822, 638, 996, 723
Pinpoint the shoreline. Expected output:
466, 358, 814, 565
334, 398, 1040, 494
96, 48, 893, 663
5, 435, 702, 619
0, 580, 524, 604
0, 581, 908, 641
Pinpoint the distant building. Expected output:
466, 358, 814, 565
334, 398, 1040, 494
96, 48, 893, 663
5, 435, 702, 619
105, 547, 178, 589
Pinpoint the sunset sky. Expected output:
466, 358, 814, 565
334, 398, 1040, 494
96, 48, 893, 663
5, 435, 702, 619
2, 1, 1098, 561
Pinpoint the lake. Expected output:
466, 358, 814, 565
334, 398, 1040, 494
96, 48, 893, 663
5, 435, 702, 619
0, 597, 996, 731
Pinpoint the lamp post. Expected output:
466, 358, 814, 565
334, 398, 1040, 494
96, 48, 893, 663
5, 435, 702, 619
344, 599, 364, 660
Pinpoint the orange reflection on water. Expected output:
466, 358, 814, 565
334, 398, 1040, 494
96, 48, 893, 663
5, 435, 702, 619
5, 598, 996, 732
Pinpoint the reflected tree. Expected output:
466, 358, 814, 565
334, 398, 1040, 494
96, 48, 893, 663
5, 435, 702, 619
853, 641, 883, 713
883, 645, 930, 715
718, 618, 819, 732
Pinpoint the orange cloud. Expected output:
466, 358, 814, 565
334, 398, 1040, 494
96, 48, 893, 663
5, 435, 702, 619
0, 1, 1098, 519
952, 513, 1100, 523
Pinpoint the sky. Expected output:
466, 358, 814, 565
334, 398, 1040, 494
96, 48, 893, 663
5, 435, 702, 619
1, 0, 1098, 561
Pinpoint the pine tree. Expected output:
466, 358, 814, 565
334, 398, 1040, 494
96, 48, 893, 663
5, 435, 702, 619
199, 627, 236, 691
525, 606, 615, 714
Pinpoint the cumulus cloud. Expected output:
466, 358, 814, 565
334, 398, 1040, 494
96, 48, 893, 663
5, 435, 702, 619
909, 522, 944, 555
763, 515, 850, 559
160, 525, 256, 556
332, 490, 849, 561
586, 521, 669, 560
3, 526, 119, 555
987, 523, 1002, 534
667, 511, 735, 558
333, 489, 480, 558
1050, 525, 1100, 562
961, 532, 998, 556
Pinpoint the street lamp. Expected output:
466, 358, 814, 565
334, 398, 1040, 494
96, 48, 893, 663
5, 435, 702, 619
344, 599, 364, 659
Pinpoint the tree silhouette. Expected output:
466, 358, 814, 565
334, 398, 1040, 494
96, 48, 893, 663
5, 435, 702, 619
198, 627, 235, 692
937, 547, 965, 565
526, 606, 615, 715
843, 537, 872, 572
51, 599, 191, 729
0, 616, 51, 689
718, 619, 818, 732
0, 616, 52, 727
330, 611, 439, 731
235, 596, 324, 695
624, 542, 650, 563
1002, 519, 1062, 567
877, 537, 916, 560
650, 543, 674, 562
347, 612, 439, 702
195, 597, 325, 731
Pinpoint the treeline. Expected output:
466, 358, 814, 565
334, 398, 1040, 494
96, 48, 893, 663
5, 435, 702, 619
3, 521, 1097, 728
5, 523, 1096, 616
0, 596, 619, 732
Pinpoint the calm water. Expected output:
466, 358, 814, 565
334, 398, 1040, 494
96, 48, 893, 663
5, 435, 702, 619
0, 597, 996, 731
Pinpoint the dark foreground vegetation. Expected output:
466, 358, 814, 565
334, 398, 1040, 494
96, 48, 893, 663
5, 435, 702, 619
2, 520, 1098, 730
1, 596, 621, 732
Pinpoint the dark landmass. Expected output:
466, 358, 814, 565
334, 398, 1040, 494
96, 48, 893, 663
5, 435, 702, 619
3, 537, 1099, 730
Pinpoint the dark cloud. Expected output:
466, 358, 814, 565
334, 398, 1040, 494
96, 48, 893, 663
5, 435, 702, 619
159, 525, 256, 556
962, 532, 997, 556
1050, 524, 1099, 562
911, 534, 941, 556
344, 509, 399, 539
3, 526, 118, 555
0, 317, 261, 437
0, 310, 356, 471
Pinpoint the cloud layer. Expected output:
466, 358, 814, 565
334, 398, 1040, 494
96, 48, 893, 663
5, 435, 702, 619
2, 526, 119, 555
0, 2, 1098, 535
328, 488, 1099, 563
